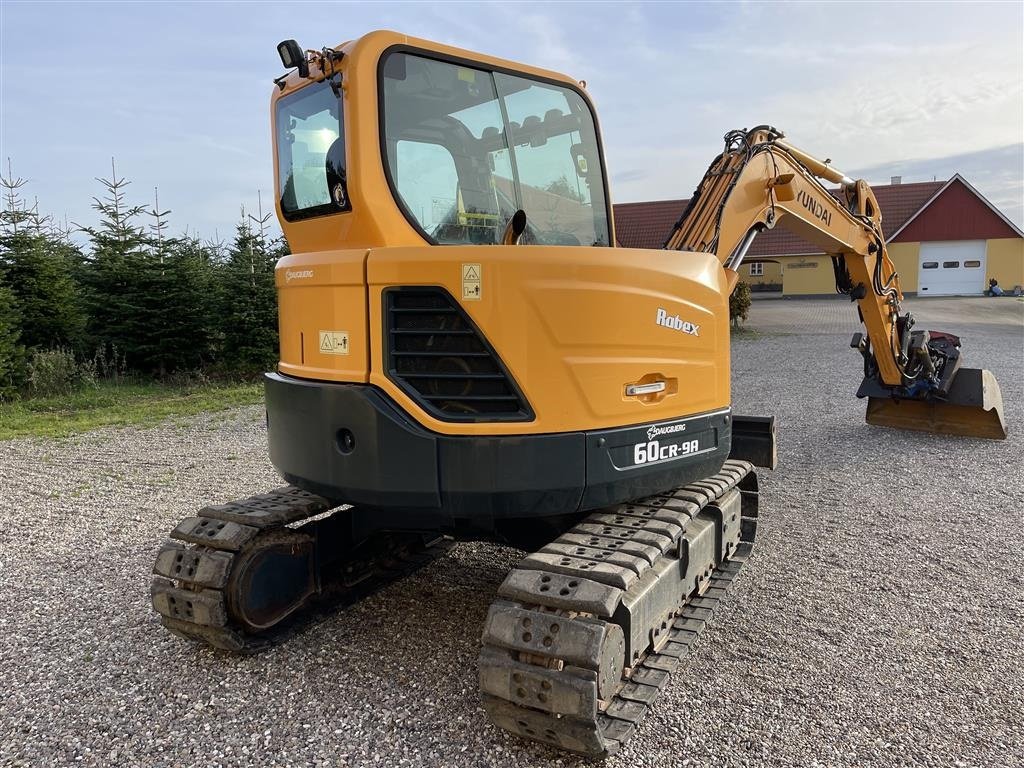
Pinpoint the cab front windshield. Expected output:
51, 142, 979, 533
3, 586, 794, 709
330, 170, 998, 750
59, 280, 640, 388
381, 52, 610, 247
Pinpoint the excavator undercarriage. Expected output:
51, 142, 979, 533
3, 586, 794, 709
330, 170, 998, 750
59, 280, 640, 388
152, 460, 759, 756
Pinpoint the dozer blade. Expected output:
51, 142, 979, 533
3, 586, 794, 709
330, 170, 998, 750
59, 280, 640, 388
866, 368, 1007, 440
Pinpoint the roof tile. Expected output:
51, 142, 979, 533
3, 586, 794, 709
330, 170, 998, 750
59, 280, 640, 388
613, 180, 946, 255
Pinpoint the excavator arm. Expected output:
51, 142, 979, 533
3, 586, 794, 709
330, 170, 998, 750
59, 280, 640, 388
664, 126, 1007, 439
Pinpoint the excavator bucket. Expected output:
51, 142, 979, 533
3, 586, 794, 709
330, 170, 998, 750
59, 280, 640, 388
866, 368, 1008, 440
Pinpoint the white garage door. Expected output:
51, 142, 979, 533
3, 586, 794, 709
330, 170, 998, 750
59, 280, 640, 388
918, 241, 986, 296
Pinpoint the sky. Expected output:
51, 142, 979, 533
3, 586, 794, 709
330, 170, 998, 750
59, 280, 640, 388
1, 1, 1022, 244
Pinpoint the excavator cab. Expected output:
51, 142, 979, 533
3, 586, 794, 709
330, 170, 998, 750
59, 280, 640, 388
273, 42, 610, 250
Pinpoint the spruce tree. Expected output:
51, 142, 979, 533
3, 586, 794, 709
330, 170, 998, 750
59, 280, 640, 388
0, 275, 25, 398
0, 161, 87, 352
140, 234, 218, 373
219, 209, 280, 374
77, 160, 153, 369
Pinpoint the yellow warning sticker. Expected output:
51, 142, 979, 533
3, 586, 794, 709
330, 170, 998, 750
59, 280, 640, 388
319, 330, 350, 355
462, 263, 482, 301
457, 68, 476, 83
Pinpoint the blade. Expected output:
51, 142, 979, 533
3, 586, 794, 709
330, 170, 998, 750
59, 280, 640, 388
866, 367, 1007, 440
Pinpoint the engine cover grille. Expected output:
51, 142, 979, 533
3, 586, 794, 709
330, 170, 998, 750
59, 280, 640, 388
384, 288, 533, 422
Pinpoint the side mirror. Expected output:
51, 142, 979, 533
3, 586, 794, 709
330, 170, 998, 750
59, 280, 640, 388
277, 40, 309, 78
325, 138, 350, 210
502, 209, 528, 246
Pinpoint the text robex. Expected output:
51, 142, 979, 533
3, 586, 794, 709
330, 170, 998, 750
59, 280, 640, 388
655, 308, 700, 336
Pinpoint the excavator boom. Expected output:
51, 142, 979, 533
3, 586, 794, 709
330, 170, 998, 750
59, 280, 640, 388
664, 126, 1007, 440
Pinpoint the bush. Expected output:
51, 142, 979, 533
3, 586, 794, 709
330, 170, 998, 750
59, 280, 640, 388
26, 347, 96, 397
730, 281, 752, 327
92, 344, 128, 383
161, 369, 210, 388
77, 357, 98, 389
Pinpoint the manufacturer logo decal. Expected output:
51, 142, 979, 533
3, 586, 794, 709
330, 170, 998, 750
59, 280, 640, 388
797, 189, 832, 227
655, 308, 699, 336
285, 269, 314, 283
647, 422, 687, 441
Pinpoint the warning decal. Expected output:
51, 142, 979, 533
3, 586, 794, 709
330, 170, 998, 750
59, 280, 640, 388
462, 263, 482, 301
319, 330, 350, 356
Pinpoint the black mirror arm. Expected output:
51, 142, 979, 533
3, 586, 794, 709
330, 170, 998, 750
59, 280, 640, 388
502, 209, 528, 245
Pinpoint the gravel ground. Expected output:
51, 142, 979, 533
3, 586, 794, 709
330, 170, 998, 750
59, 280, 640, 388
2, 297, 1022, 768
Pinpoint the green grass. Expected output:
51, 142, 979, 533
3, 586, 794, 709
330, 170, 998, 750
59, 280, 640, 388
730, 325, 790, 339
0, 381, 264, 439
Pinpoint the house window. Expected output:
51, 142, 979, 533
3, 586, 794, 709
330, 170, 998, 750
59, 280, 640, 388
749, 262, 764, 276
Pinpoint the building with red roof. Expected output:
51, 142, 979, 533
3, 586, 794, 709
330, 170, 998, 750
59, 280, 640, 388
614, 175, 1023, 296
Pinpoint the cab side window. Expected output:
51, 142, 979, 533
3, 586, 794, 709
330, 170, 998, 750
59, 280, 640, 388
277, 80, 346, 220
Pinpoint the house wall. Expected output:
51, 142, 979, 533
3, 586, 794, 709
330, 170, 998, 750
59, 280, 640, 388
887, 242, 920, 292
780, 255, 831, 295
894, 180, 1020, 242
771, 239, 1021, 296
742, 260, 783, 287
986, 238, 1024, 291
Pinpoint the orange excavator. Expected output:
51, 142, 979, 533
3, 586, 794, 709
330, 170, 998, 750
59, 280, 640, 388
149, 31, 1006, 757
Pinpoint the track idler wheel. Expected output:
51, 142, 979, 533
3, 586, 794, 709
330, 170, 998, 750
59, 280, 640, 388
151, 485, 456, 652
225, 530, 316, 632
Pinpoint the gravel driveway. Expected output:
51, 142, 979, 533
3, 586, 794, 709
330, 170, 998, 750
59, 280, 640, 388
2, 297, 1022, 768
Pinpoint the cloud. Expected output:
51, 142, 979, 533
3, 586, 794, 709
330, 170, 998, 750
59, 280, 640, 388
602, 3, 1022, 230
613, 169, 650, 184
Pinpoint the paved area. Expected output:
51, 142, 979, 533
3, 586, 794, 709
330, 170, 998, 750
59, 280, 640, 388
1, 298, 1022, 767
747, 295, 1024, 334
